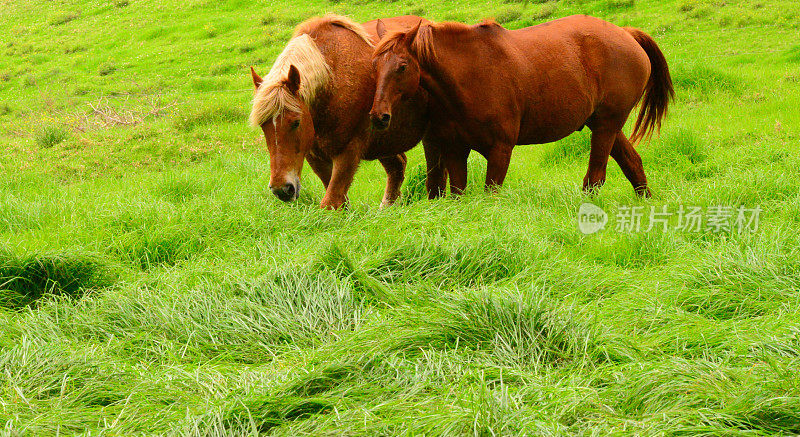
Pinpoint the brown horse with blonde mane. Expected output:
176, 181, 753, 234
249, 15, 429, 209
370, 15, 674, 197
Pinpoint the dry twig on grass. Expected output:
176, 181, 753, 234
70, 95, 180, 132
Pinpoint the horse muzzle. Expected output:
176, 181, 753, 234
270, 181, 301, 202
370, 112, 392, 130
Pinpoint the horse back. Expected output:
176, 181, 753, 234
509, 15, 650, 102
508, 15, 652, 143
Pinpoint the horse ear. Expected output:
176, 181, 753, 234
250, 66, 263, 90
376, 19, 387, 39
403, 20, 423, 47
285, 64, 301, 95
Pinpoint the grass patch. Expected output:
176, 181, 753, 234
155, 173, 206, 202
23, 74, 36, 87
606, 0, 636, 9
672, 64, 741, 96
190, 76, 230, 92
641, 128, 708, 174
0, 251, 115, 310
260, 14, 277, 26
365, 236, 532, 286
399, 162, 428, 204
111, 227, 207, 269
53, 270, 371, 363
174, 103, 247, 131
530, 3, 557, 20
50, 12, 80, 26
540, 131, 590, 166
222, 288, 599, 432
35, 125, 68, 148
98, 62, 117, 76
664, 128, 707, 164
784, 45, 800, 63
495, 6, 523, 24
405, 289, 598, 366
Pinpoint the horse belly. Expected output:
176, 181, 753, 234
516, 93, 594, 145
363, 127, 423, 160
508, 49, 596, 145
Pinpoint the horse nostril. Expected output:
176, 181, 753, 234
270, 182, 297, 202
371, 113, 389, 130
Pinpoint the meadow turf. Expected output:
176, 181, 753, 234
1, 0, 800, 434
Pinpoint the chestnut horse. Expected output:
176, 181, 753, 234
371, 15, 674, 197
249, 15, 429, 209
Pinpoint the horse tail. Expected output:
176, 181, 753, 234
625, 27, 675, 145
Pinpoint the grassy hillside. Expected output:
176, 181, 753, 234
1, 0, 800, 434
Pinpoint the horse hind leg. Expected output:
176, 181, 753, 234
610, 131, 651, 197
378, 153, 407, 208
583, 126, 618, 194
484, 145, 513, 192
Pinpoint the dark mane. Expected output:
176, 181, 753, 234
373, 20, 505, 65
372, 31, 406, 58
373, 21, 472, 65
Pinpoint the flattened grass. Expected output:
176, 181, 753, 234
1, 0, 799, 434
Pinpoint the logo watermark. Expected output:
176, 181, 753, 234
578, 203, 761, 235
577, 202, 608, 235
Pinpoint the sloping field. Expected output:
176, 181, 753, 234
1, 0, 799, 434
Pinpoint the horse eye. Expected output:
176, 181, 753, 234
290, 120, 300, 130
397, 64, 407, 73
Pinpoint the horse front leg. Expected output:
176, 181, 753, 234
378, 153, 407, 208
320, 149, 361, 210
422, 139, 448, 199
306, 153, 332, 190
444, 146, 470, 196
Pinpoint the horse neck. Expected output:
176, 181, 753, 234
423, 25, 515, 100
416, 30, 503, 140
417, 43, 472, 121
418, 68, 461, 118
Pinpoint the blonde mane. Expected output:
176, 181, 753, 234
249, 34, 332, 126
294, 14, 374, 47
249, 15, 374, 127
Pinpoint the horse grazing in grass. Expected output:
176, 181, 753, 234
249, 15, 429, 209
370, 15, 674, 197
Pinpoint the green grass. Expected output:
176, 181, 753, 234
1, 0, 800, 434
34, 125, 69, 149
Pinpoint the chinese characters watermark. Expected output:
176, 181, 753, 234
578, 203, 761, 235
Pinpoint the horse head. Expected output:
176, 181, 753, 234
370, 20, 426, 130
251, 65, 314, 202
